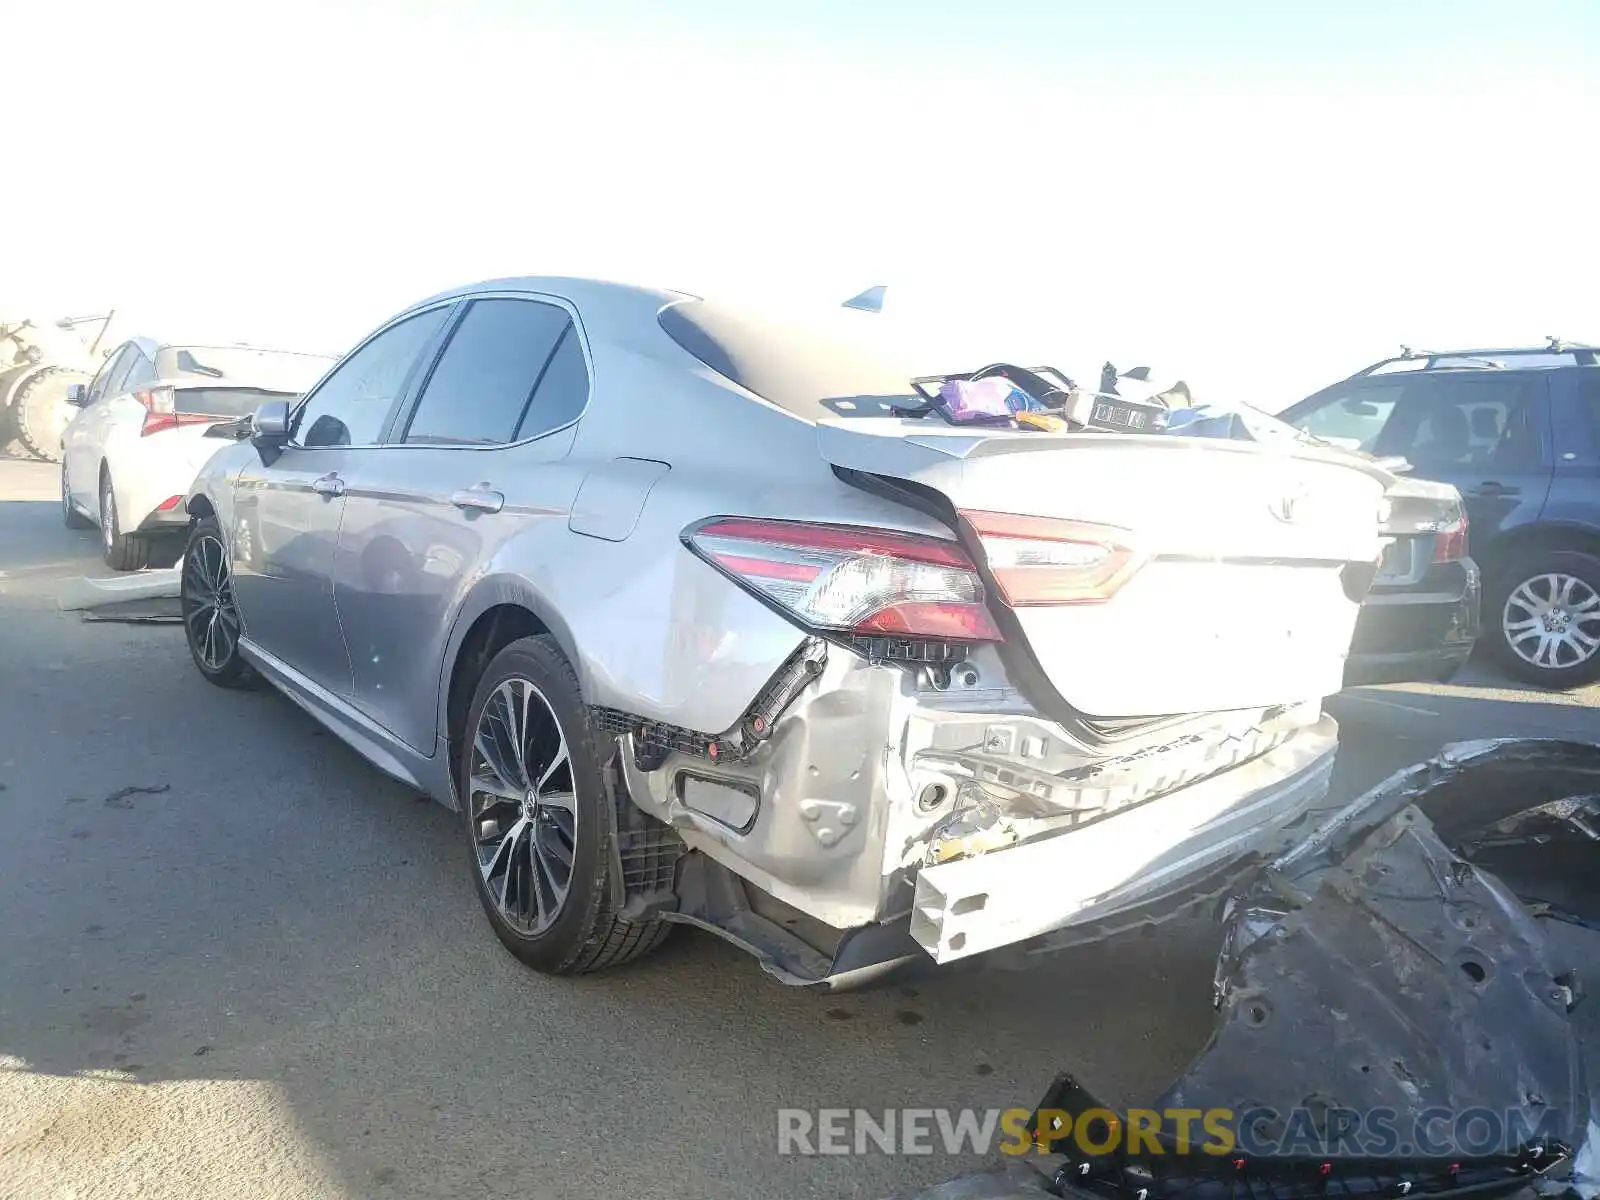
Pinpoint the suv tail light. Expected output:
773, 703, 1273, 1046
958, 510, 1142, 605
135, 388, 212, 436
1432, 507, 1469, 563
686, 517, 1003, 643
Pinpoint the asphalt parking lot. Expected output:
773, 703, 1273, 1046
2, 452, 1597, 1200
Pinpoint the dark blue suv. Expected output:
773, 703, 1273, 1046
1281, 343, 1600, 689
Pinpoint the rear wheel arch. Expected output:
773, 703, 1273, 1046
1480, 522, 1600, 581
440, 591, 582, 807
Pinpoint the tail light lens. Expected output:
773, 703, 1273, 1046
958, 510, 1142, 605
687, 517, 1003, 643
1432, 507, 1469, 563
136, 388, 213, 436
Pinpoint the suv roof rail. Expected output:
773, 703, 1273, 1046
1351, 341, 1600, 378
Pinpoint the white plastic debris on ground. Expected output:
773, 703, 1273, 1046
58, 559, 183, 622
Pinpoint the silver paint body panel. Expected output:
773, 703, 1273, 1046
187, 275, 1380, 955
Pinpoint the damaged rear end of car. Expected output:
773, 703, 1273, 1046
610, 336, 1397, 980
899, 740, 1600, 1200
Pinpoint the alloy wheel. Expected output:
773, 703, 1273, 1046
100, 479, 115, 552
1502, 572, 1600, 672
182, 533, 241, 671
468, 679, 579, 935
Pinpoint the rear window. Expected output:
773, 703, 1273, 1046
174, 387, 299, 417
657, 299, 922, 421
155, 345, 333, 393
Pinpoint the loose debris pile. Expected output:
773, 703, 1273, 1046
902, 741, 1600, 1200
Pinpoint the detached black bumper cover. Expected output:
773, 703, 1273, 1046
900, 740, 1600, 1200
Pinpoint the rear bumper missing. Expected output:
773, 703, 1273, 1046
902, 740, 1598, 1200
619, 642, 1341, 966
909, 724, 1337, 962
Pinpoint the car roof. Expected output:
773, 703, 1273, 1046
1355, 343, 1599, 377
403, 276, 689, 319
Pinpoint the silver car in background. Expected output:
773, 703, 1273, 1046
180, 277, 1391, 985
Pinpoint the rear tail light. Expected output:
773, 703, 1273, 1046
1432, 507, 1469, 563
135, 388, 213, 436
686, 517, 1003, 643
958, 510, 1142, 605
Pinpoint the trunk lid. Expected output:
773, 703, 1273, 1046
819, 419, 1392, 715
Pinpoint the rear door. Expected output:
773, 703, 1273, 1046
1367, 372, 1553, 568
230, 307, 452, 695
332, 294, 589, 752
1543, 369, 1600, 537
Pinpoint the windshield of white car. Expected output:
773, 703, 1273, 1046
155, 346, 334, 393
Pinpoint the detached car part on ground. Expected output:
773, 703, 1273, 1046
179, 277, 1403, 988
899, 739, 1600, 1200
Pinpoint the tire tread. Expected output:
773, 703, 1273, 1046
466, 636, 669, 975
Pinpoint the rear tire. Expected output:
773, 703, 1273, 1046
181, 515, 257, 689
61, 461, 92, 529
1485, 549, 1600, 689
99, 468, 150, 571
12, 366, 85, 463
461, 635, 670, 975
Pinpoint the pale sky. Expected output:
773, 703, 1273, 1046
7, 0, 1597, 409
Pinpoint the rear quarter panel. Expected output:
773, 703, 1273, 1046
436, 352, 956, 746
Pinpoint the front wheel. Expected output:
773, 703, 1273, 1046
181, 516, 257, 689
461, 635, 669, 975
1485, 549, 1600, 689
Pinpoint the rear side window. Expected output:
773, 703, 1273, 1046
125, 353, 159, 389
102, 347, 143, 398
515, 326, 588, 439
658, 299, 921, 420
401, 299, 579, 446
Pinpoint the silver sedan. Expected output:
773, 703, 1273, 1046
180, 276, 1391, 986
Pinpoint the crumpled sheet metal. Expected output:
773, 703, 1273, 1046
901, 739, 1599, 1200
1168, 803, 1585, 1153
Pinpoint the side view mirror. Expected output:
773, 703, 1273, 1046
250, 399, 291, 466
65, 383, 89, 407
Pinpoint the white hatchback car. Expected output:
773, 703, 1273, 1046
61, 341, 336, 568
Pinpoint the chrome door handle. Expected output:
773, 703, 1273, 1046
450, 488, 504, 514
311, 473, 345, 498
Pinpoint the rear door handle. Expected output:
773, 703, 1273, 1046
1470, 481, 1517, 497
451, 487, 505, 514
311, 473, 345, 498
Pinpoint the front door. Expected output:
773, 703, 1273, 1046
230, 446, 356, 693
332, 295, 589, 752
229, 306, 452, 696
